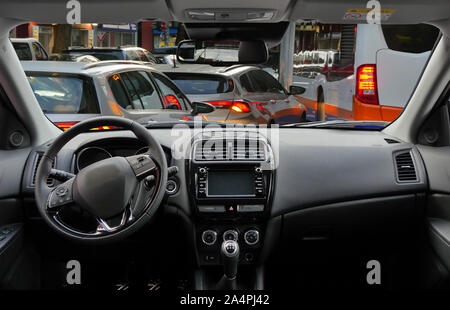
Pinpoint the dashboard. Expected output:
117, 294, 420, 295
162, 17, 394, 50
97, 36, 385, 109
21, 127, 428, 269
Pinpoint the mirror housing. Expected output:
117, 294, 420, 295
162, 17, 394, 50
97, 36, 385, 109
177, 39, 268, 65
289, 85, 306, 95
191, 102, 215, 115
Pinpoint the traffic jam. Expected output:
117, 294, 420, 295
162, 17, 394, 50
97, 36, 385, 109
12, 21, 438, 130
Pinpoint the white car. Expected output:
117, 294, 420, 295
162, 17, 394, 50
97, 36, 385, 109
10, 38, 49, 61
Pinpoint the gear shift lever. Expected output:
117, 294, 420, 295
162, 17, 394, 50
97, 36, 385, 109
221, 239, 239, 280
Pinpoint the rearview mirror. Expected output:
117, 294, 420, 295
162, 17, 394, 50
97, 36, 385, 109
191, 102, 215, 115
289, 85, 306, 95
177, 39, 268, 65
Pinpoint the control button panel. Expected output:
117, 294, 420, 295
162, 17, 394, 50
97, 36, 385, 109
237, 204, 264, 212
198, 205, 226, 213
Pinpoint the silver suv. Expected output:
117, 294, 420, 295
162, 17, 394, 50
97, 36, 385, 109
163, 64, 307, 124
21, 61, 212, 130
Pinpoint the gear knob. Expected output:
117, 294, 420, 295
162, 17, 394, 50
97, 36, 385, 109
221, 240, 239, 279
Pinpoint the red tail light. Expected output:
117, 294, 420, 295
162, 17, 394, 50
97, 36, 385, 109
163, 95, 181, 110
54, 121, 79, 130
205, 100, 233, 107
356, 64, 379, 105
231, 101, 250, 113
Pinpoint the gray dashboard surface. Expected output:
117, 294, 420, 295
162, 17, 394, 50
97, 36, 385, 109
27, 128, 428, 217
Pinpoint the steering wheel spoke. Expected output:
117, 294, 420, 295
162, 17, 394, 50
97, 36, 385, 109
125, 153, 158, 180
96, 208, 131, 234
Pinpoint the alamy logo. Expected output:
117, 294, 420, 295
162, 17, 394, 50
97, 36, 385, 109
366, 0, 381, 24
66, 259, 81, 285
66, 0, 81, 24
366, 259, 381, 285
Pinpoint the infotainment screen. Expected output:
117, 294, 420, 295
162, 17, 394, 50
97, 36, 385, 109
207, 170, 255, 196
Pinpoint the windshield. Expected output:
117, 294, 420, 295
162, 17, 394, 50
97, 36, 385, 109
16, 21, 440, 130
26, 73, 99, 114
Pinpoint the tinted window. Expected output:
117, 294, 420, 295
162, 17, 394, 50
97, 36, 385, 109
239, 73, 254, 92
165, 73, 233, 95
32, 43, 48, 60
122, 71, 163, 109
67, 50, 124, 60
12, 43, 32, 60
108, 74, 131, 109
26, 73, 99, 114
382, 24, 440, 53
125, 50, 141, 61
248, 70, 285, 94
152, 72, 190, 110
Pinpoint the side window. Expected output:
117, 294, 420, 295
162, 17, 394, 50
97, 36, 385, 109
12, 43, 32, 60
248, 70, 285, 94
32, 43, 48, 60
123, 71, 163, 110
152, 72, 190, 110
239, 73, 254, 93
381, 24, 440, 53
108, 74, 131, 109
125, 50, 141, 61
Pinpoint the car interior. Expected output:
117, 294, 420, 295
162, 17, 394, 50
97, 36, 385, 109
0, 0, 450, 296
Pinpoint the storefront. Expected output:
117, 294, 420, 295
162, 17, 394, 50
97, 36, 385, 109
95, 23, 137, 47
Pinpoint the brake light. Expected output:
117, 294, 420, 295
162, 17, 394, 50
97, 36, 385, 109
231, 101, 250, 113
356, 64, 379, 105
54, 121, 79, 130
205, 100, 233, 107
163, 95, 181, 110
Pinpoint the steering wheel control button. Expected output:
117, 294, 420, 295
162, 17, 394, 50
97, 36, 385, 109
48, 179, 74, 209
201, 230, 217, 246
56, 186, 68, 197
244, 230, 260, 245
223, 229, 239, 241
165, 179, 178, 194
126, 154, 156, 179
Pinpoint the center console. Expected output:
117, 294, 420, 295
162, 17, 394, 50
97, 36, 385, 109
186, 132, 274, 289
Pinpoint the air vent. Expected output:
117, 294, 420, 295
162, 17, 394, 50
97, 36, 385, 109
394, 151, 417, 182
31, 153, 55, 187
194, 139, 267, 161
385, 138, 400, 144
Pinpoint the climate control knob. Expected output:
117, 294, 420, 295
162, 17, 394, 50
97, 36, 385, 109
202, 230, 217, 246
223, 229, 239, 241
244, 229, 259, 245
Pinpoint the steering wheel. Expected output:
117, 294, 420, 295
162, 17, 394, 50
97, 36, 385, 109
34, 116, 168, 243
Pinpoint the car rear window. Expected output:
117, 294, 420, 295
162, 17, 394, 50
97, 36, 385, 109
12, 42, 32, 60
165, 73, 233, 95
67, 50, 124, 60
25, 73, 100, 114
381, 24, 440, 53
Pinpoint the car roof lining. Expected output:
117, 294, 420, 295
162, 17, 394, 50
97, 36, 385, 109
0, 0, 449, 26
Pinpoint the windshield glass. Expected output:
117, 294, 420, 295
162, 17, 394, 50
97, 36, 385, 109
26, 73, 99, 114
16, 21, 440, 130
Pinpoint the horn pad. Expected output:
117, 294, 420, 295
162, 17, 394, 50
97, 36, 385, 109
73, 157, 138, 219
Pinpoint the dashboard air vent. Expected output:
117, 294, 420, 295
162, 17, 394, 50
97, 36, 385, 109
394, 151, 417, 182
31, 153, 55, 187
194, 139, 267, 161
385, 138, 400, 144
